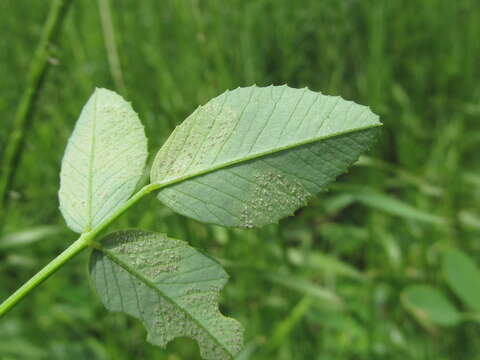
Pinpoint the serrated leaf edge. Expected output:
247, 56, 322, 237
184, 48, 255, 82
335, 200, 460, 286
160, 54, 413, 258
90, 238, 242, 358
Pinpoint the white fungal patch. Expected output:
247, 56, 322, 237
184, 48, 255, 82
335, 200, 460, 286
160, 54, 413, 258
153, 97, 238, 181
151, 85, 381, 228
240, 171, 311, 228
91, 231, 243, 360
59, 88, 148, 233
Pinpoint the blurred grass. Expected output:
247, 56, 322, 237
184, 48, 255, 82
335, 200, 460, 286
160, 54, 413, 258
1, 0, 480, 359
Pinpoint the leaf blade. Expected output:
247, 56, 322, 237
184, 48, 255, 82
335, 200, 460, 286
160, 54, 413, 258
443, 248, 480, 311
151, 85, 381, 228
59, 88, 148, 233
89, 230, 243, 360
402, 284, 460, 327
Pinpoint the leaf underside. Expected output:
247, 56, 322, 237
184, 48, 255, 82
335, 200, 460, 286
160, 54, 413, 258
151, 85, 381, 228
89, 230, 243, 360
59, 88, 148, 233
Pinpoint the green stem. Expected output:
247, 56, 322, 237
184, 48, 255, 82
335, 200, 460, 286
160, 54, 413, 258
0, 0, 73, 230
97, 0, 126, 94
0, 184, 156, 318
87, 183, 157, 239
0, 234, 89, 318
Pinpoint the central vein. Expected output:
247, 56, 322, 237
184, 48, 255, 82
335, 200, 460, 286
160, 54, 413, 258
87, 91, 98, 230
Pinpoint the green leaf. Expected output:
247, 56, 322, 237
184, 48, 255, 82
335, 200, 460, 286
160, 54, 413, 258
402, 285, 460, 326
59, 88, 148, 233
266, 273, 344, 309
151, 85, 381, 228
89, 230, 243, 360
288, 249, 366, 280
349, 189, 446, 225
268, 296, 314, 350
0, 226, 62, 250
443, 248, 480, 311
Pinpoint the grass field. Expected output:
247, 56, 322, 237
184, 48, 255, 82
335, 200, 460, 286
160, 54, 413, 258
2, 0, 480, 359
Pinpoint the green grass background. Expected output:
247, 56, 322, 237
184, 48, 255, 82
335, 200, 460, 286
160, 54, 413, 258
1, 0, 480, 359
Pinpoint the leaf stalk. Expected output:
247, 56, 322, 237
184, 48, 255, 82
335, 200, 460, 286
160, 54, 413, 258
0, 184, 156, 318
0, 233, 89, 318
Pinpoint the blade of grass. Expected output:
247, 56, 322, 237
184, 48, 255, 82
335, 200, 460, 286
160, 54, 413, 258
0, 226, 62, 250
268, 296, 314, 351
97, 0, 126, 94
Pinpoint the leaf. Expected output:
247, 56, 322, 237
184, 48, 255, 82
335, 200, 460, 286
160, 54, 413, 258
355, 155, 444, 197
89, 230, 243, 360
305, 251, 366, 281
151, 85, 381, 228
59, 88, 148, 233
0, 226, 62, 250
443, 248, 480, 311
269, 296, 314, 350
266, 273, 344, 309
402, 285, 460, 327
346, 188, 447, 225
458, 210, 480, 231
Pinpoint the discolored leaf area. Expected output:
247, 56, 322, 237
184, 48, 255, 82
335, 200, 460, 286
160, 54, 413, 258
151, 85, 381, 228
59, 88, 148, 233
89, 230, 243, 360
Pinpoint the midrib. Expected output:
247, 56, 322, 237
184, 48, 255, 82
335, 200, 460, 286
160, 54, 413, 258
152, 122, 382, 191
100, 247, 234, 357
86, 92, 98, 230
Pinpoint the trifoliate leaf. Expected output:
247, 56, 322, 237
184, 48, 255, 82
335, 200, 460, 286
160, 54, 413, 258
89, 230, 243, 360
59, 88, 148, 233
151, 85, 381, 228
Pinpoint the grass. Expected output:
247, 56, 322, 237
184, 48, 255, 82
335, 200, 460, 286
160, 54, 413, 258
1, 0, 480, 359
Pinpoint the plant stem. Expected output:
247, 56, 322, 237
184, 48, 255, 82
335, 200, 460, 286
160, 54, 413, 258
0, 184, 156, 318
87, 183, 157, 239
0, 0, 73, 230
0, 234, 89, 318
97, 0, 126, 94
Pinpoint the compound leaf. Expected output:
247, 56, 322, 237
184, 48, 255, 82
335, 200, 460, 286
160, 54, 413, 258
59, 88, 148, 233
89, 230, 243, 360
151, 85, 381, 228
